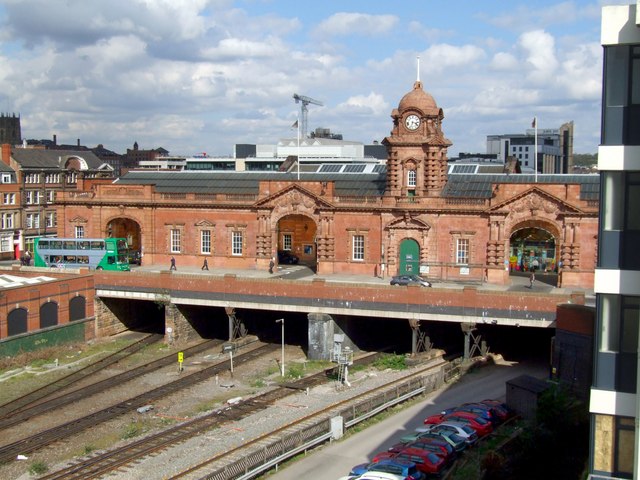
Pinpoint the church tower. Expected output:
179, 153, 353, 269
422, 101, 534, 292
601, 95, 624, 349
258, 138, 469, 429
383, 76, 452, 199
0, 113, 22, 145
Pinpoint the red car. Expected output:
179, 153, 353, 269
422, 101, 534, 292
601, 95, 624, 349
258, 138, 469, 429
425, 411, 493, 437
394, 447, 446, 476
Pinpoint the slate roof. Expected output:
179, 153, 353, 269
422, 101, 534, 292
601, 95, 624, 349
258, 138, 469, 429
443, 173, 600, 201
117, 169, 599, 201
0, 161, 15, 173
10, 149, 105, 169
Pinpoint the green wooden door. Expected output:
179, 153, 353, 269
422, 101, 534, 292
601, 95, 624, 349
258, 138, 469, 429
399, 239, 420, 275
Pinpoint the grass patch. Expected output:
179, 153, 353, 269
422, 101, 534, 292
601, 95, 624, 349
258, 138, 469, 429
28, 460, 48, 475
122, 421, 147, 440
372, 353, 407, 371
83, 444, 96, 455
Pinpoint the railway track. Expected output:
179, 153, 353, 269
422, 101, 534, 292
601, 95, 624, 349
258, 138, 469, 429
0, 338, 223, 431
173, 359, 448, 480
0, 342, 276, 464
35, 352, 389, 480
0, 333, 163, 419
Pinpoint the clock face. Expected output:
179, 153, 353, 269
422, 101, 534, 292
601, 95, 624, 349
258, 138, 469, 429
405, 114, 420, 130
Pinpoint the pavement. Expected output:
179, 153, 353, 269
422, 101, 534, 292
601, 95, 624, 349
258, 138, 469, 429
1, 259, 595, 304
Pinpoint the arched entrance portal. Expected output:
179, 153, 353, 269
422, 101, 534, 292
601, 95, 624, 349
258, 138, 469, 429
276, 214, 316, 266
509, 227, 557, 273
398, 238, 420, 275
107, 218, 141, 263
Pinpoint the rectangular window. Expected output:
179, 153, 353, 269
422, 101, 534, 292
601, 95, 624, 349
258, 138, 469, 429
45, 212, 55, 228
3, 193, 15, 204
407, 170, 417, 187
201, 230, 211, 254
353, 235, 365, 261
26, 213, 33, 228
170, 229, 181, 253
46, 190, 55, 203
26, 191, 34, 204
75, 226, 84, 238
231, 231, 243, 256
1, 213, 13, 229
0, 235, 11, 252
456, 238, 469, 264
282, 233, 292, 251
1, 174, 11, 183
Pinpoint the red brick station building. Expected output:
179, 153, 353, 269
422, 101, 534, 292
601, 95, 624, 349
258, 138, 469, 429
58, 81, 599, 289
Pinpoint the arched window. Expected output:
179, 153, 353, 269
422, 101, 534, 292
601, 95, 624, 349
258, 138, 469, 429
8, 308, 28, 336
40, 301, 59, 329
69, 296, 86, 321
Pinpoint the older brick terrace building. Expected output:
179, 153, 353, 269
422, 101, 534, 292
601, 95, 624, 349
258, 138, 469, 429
57, 81, 599, 288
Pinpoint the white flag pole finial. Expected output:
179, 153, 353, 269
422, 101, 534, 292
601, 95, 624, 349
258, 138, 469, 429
416, 55, 420, 83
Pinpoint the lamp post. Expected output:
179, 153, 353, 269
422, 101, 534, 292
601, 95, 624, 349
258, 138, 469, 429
276, 319, 284, 377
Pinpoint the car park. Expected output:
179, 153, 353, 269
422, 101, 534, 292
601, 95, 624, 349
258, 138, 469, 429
440, 403, 500, 425
337, 472, 405, 480
277, 250, 299, 264
389, 274, 431, 287
411, 430, 467, 453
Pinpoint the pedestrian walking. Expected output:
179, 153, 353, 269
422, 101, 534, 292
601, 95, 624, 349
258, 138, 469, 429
170, 256, 176, 270
269, 257, 275, 274
529, 271, 535, 288
202, 258, 209, 270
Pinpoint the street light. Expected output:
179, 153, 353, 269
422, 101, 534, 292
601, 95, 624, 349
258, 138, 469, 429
275, 319, 284, 377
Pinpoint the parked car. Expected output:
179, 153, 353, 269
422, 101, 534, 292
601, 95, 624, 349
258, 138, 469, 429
389, 275, 431, 287
480, 399, 515, 420
425, 411, 493, 437
393, 448, 447, 477
348, 458, 426, 479
338, 473, 405, 480
421, 422, 479, 446
277, 250, 299, 264
440, 403, 500, 425
410, 430, 467, 453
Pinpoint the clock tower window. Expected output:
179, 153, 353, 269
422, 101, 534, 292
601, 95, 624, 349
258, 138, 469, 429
407, 170, 417, 188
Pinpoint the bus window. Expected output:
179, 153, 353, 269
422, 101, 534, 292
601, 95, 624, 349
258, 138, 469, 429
63, 240, 76, 250
78, 255, 89, 264
51, 241, 62, 249
78, 241, 90, 250
64, 255, 76, 263
107, 256, 115, 265
39, 240, 49, 249
91, 241, 104, 250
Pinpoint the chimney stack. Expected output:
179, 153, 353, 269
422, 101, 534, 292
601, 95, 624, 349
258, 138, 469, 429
1, 143, 12, 165
53, 134, 57, 145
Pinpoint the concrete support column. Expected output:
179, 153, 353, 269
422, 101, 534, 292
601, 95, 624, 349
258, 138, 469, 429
94, 297, 128, 338
165, 303, 199, 346
307, 312, 357, 361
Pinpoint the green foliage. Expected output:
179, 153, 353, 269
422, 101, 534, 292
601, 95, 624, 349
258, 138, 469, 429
28, 460, 48, 475
573, 153, 597, 167
286, 363, 305, 379
373, 353, 407, 371
83, 444, 96, 455
122, 422, 145, 439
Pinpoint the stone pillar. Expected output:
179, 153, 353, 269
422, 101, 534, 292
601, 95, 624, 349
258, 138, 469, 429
94, 297, 128, 338
165, 303, 199, 346
307, 313, 357, 360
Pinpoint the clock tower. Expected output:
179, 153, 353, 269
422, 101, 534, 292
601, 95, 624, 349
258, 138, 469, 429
383, 80, 452, 199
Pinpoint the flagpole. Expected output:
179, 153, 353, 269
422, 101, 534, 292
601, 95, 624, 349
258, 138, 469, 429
534, 116, 538, 183
296, 115, 300, 181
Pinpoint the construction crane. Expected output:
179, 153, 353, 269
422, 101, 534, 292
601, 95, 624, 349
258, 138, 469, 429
293, 93, 323, 139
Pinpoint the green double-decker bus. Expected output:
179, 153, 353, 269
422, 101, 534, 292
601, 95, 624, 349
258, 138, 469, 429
33, 237, 130, 271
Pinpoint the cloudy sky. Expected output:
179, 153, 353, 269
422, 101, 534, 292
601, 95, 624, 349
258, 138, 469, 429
0, 0, 615, 156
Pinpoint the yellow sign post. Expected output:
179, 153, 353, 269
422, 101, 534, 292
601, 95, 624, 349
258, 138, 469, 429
178, 352, 184, 372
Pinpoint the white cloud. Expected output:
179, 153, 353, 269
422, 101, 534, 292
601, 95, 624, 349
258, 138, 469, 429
314, 13, 398, 37
518, 30, 559, 82
337, 92, 389, 116
421, 44, 486, 73
490, 52, 519, 71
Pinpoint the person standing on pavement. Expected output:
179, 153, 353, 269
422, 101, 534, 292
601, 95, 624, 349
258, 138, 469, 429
202, 258, 209, 270
269, 257, 275, 274
170, 256, 176, 270
529, 271, 535, 288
